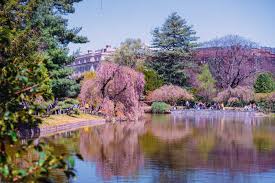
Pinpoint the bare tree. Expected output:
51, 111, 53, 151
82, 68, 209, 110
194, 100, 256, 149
206, 35, 260, 89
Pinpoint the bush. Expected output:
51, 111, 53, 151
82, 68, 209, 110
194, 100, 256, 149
151, 102, 171, 114
227, 97, 243, 107
137, 66, 164, 94
214, 86, 254, 104
254, 73, 275, 93
147, 85, 193, 105
254, 92, 275, 112
58, 98, 79, 110
197, 64, 216, 101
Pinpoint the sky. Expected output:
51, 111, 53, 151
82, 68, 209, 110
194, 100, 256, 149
67, 0, 275, 53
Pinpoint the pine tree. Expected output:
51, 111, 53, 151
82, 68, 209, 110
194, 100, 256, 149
148, 12, 198, 87
32, 0, 88, 98
0, 0, 42, 179
0, 1, 83, 181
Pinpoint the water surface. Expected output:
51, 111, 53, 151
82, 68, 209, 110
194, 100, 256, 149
42, 111, 275, 183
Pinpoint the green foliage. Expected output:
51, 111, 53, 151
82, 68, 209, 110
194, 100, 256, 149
57, 98, 80, 115
33, 0, 88, 99
148, 12, 198, 87
57, 99, 79, 110
197, 65, 216, 89
254, 73, 275, 93
51, 75, 80, 98
256, 101, 275, 113
111, 38, 149, 68
0, 0, 83, 181
0, 0, 49, 131
151, 102, 171, 114
197, 64, 216, 101
137, 66, 163, 94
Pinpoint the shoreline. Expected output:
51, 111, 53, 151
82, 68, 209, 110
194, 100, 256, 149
170, 109, 274, 117
38, 109, 274, 137
40, 119, 106, 137
39, 114, 106, 137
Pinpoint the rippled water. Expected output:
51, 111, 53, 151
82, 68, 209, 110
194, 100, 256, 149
42, 111, 275, 183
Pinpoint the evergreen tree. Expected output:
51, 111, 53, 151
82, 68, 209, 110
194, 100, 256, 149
0, 1, 78, 181
254, 73, 275, 93
32, 0, 88, 98
148, 12, 198, 87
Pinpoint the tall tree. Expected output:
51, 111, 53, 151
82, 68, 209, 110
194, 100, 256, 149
0, 0, 82, 181
111, 38, 149, 69
79, 62, 145, 121
110, 38, 161, 94
148, 12, 198, 87
206, 35, 260, 89
33, 0, 88, 98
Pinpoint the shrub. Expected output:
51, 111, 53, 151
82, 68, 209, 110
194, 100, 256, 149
137, 66, 164, 94
254, 73, 274, 93
197, 64, 216, 101
254, 92, 275, 112
227, 97, 242, 107
58, 98, 79, 110
151, 102, 171, 114
147, 85, 193, 105
214, 86, 254, 104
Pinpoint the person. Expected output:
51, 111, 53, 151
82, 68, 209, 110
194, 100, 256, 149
220, 103, 224, 110
84, 103, 90, 113
252, 103, 257, 111
185, 101, 190, 109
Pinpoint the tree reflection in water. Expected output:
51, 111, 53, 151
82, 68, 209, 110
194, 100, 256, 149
36, 111, 275, 182
79, 121, 147, 181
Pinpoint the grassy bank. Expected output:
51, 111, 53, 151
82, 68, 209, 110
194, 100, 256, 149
40, 113, 103, 127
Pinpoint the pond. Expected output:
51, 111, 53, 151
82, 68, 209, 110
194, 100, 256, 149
41, 110, 275, 183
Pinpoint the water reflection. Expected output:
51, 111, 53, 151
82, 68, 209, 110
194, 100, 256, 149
40, 111, 275, 183
79, 122, 147, 180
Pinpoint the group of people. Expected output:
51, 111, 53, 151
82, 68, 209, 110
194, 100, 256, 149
244, 103, 258, 111
184, 101, 259, 111
190, 102, 224, 110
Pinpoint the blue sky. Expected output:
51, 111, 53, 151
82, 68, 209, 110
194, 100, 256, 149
68, 0, 275, 53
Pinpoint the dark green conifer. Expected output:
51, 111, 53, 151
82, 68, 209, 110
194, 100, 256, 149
148, 12, 198, 87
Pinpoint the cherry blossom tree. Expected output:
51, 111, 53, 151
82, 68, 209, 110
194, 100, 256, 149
147, 85, 193, 105
79, 62, 145, 121
214, 86, 254, 103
